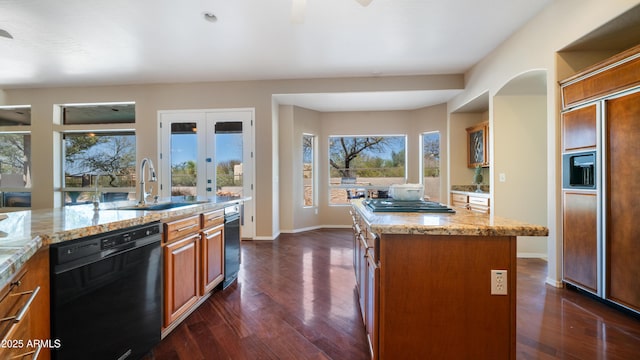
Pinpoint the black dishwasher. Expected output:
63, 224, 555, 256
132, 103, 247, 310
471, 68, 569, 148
50, 222, 162, 360
222, 205, 241, 289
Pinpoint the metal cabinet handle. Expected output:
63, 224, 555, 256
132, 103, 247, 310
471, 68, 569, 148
0, 286, 40, 323
13, 345, 42, 360
176, 224, 198, 232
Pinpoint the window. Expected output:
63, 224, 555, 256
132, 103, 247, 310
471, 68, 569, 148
63, 132, 136, 204
59, 102, 136, 205
328, 135, 406, 205
303, 134, 315, 207
421, 132, 441, 202
0, 105, 31, 208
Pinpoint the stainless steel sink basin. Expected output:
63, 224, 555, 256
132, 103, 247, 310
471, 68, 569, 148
116, 201, 209, 211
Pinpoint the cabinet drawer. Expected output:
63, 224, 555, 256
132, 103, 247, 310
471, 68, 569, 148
0, 269, 41, 359
201, 209, 224, 230
451, 193, 467, 203
468, 196, 489, 207
164, 215, 200, 243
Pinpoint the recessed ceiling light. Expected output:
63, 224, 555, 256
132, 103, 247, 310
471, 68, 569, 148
203, 12, 218, 22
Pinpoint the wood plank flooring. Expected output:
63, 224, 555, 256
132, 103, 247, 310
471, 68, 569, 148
146, 229, 640, 359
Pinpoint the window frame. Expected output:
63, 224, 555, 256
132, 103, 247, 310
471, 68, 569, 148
56, 102, 137, 206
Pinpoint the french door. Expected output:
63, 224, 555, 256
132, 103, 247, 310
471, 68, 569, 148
158, 109, 254, 238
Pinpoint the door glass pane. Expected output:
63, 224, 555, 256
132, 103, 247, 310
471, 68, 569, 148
170, 123, 198, 197
215, 122, 243, 197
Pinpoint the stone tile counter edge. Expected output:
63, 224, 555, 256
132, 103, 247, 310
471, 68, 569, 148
352, 199, 548, 237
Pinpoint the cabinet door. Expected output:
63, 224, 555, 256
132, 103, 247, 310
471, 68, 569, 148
466, 122, 488, 168
0, 249, 50, 360
468, 195, 490, 214
358, 234, 367, 323
201, 224, 224, 294
365, 250, 379, 360
164, 233, 201, 327
606, 91, 640, 311
450, 193, 468, 209
562, 104, 597, 152
563, 191, 598, 293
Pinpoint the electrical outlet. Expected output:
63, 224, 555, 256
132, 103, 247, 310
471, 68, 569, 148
491, 270, 508, 295
499, 173, 506, 182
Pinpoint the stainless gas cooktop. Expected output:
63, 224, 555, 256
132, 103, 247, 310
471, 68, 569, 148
363, 199, 455, 213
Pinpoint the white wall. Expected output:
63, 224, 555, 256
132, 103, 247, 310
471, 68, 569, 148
410, 104, 449, 203
448, 0, 640, 285
493, 94, 548, 257
4, 75, 462, 239
449, 112, 486, 187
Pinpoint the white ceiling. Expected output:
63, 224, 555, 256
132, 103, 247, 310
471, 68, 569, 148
0, 0, 553, 111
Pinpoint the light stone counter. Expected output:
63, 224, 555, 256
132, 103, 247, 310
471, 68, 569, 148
352, 199, 548, 237
0, 197, 244, 288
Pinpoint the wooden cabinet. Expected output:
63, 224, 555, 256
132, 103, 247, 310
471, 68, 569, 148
562, 191, 598, 293
351, 203, 517, 359
163, 223, 200, 327
450, 192, 490, 214
163, 209, 228, 334
0, 248, 50, 360
562, 104, 597, 152
200, 210, 225, 294
466, 121, 489, 168
364, 247, 379, 359
351, 210, 379, 359
560, 44, 640, 109
605, 90, 640, 312
560, 44, 640, 314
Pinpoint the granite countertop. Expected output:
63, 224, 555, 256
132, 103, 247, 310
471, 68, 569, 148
352, 199, 548, 237
0, 196, 245, 288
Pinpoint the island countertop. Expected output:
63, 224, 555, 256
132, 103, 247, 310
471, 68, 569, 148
351, 199, 549, 237
0, 197, 245, 288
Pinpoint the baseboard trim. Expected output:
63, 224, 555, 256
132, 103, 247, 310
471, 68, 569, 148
517, 252, 547, 259
545, 277, 564, 288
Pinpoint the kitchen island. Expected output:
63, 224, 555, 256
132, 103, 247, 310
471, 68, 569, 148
350, 199, 548, 360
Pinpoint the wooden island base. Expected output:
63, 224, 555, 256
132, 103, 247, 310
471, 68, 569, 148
351, 200, 548, 359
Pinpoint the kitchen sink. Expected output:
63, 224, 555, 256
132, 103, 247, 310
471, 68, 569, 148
116, 201, 209, 211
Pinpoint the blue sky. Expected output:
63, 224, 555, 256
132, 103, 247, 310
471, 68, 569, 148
171, 133, 242, 165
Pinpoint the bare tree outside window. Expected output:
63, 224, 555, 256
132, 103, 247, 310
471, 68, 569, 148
64, 133, 136, 203
329, 135, 405, 204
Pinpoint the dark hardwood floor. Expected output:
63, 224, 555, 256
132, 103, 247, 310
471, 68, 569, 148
147, 229, 640, 359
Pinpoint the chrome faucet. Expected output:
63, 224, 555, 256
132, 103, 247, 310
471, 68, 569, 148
138, 158, 157, 205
